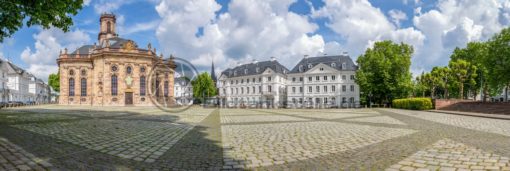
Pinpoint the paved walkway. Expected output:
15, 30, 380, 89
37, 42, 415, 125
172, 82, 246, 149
0, 105, 509, 170
430, 109, 510, 120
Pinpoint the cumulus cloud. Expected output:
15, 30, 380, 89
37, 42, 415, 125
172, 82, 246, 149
94, 0, 134, 14
312, 0, 425, 62
155, 0, 331, 73
20, 28, 91, 81
443, 17, 483, 48
410, 0, 508, 74
388, 9, 408, 27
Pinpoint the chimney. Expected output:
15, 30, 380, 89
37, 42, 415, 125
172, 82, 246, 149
237, 62, 242, 66
304, 55, 309, 59
270, 56, 276, 61
252, 59, 258, 64
342, 51, 348, 56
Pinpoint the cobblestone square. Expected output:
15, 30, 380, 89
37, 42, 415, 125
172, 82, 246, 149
0, 105, 509, 170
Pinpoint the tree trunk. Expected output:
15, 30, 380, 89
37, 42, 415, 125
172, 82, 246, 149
459, 83, 464, 100
506, 84, 509, 102
482, 84, 488, 102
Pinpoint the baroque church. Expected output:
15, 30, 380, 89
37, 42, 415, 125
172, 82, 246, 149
57, 13, 176, 106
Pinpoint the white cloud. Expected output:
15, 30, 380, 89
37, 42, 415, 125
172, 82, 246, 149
20, 28, 91, 81
312, 0, 424, 62
83, 0, 92, 6
155, 0, 331, 73
388, 9, 408, 27
410, 0, 508, 74
94, 0, 134, 14
442, 17, 483, 48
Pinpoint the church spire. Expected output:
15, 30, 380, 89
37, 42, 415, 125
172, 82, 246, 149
211, 60, 217, 83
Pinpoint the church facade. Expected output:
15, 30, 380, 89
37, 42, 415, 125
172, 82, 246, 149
57, 14, 176, 106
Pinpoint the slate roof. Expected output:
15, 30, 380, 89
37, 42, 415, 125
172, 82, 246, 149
288, 55, 357, 73
70, 37, 143, 56
71, 45, 94, 55
220, 60, 289, 78
7, 62, 25, 74
174, 77, 191, 86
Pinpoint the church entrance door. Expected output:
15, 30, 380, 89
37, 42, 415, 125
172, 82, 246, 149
125, 92, 133, 105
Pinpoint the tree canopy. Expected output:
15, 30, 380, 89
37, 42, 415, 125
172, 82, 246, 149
0, 0, 84, 42
355, 40, 413, 105
48, 73, 60, 92
191, 72, 217, 103
487, 27, 510, 99
448, 59, 477, 100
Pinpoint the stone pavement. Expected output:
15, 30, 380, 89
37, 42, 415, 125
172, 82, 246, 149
387, 139, 510, 171
0, 137, 53, 171
0, 105, 509, 170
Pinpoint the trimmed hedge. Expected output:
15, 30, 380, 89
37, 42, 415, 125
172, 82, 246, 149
392, 98, 433, 110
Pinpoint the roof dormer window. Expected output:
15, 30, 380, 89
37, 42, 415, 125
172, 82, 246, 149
256, 67, 260, 73
299, 65, 303, 72
342, 63, 346, 70
244, 69, 248, 74
331, 62, 336, 67
308, 64, 312, 68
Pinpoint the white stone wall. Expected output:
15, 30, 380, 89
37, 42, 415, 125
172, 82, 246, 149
217, 68, 287, 108
286, 64, 360, 108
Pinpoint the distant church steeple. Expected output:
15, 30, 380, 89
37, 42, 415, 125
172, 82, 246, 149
211, 60, 217, 83
98, 13, 118, 43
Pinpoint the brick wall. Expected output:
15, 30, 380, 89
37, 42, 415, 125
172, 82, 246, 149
434, 99, 473, 110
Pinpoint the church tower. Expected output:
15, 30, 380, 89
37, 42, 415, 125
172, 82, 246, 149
98, 13, 118, 43
211, 61, 217, 84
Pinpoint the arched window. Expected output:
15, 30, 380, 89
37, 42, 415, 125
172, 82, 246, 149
126, 66, 132, 74
107, 21, 111, 33
140, 76, 146, 96
81, 78, 87, 96
69, 78, 75, 96
164, 81, 169, 97
111, 75, 118, 96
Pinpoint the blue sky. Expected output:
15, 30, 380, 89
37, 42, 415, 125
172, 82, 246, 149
1, 0, 509, 81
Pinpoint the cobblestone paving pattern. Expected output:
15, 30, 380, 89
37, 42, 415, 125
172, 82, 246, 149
387, 139, 510, 171
221, 121, 417, 169
0, 105, 509, 170
13, 119, 193, 162
383, 109, 510, 137
345, 115, 407, 125
0, 137, 54, 171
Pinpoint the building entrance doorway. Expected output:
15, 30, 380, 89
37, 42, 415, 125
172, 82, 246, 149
125, 92, 133, 105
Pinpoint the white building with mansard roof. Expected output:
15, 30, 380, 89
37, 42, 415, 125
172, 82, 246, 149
217, 57, 289, 108
286, 54, 360, 108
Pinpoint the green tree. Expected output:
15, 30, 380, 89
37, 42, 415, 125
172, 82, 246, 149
48, 73, 60, 92
487, 28, 510, 101
450, 42, 489, 100
431, 66, 450, 99
414, 72, 429, 97
356, 40, 413, 105
0, 0, 84, 42
448, 59, 477, 99
191, 72, 217, 103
